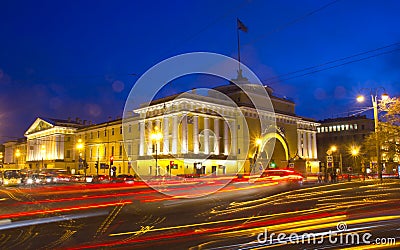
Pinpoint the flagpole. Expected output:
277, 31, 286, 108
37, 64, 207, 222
237, 21, 241, 72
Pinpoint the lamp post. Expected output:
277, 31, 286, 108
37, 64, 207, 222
151, 127, 163, 176
357, 89, 389, 182
76, 139, 85, 177
351, 145, 360, 180
41, 145, 46, 170
15, 149, 21, 169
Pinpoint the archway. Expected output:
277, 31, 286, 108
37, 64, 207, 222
258, 132, 290, 168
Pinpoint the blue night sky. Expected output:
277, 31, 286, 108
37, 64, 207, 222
0, 0, 400, 142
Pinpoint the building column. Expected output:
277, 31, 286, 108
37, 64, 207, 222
307, 132, 312, 159
139, 121, 145, 156
297, 131, 302, 157
181, 115, 188, 154
147, 120, 153, 155
224, 120, 229, 155
302, 132, 308, 159
163, 117, 169, 154
213, 118, 219, 155
203, 117, 209, 154
312, 131, 318, 159
231, 120, 237, 155
155, 119, 161, 154
193, 116, 199, 154
172, 116, 178, 154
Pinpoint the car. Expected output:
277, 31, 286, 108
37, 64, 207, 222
257, 169, 304, 185
114, 174, 135, 184
91, 175, 111, 183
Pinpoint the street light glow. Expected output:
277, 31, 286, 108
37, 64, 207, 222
381, 93, 389, 101
350, 146, 359, 156
330, 145, 337, 152
356, 95, 365, 103
256, 138, 262, 146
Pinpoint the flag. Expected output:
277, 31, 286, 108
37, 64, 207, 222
237, 18, 248, 32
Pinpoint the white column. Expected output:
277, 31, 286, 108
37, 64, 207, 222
147, 120, 153, 155
155, 119, 161, 154
203, 117, 209, 154
139, 121, 145, 156
181, 115, 188, 154
302, 132, 308, 159
213, 118, 219, 155
163, 117, 169, 154
307, 132, 312, 159
224, 120, 229, 155
312, 131, 318, 159
231, 120, 237, 155
193, 116, 199, 154
172, 116, 178, 154
297, 131, 302, 157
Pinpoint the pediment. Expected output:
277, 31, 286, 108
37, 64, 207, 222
25, 118, 55, 136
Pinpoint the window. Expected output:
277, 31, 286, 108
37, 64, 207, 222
104, 148, 107, 158
329, 126, 332, 132
350, 124, 353, 130
120, 126, 122, 134
112, 128, 115, 136
341, 125, 345, 131
128, 144, 132, 155
354, 124, 358, 130
345, 124, 349, 130
66, 150, 71, 158
97, 131, 100, 138
128, 125, 132, 133
111, 146, 114, 156
104, 130, 107, 137
90, 132, 93, 139
333, 126, 336, 132
119, 145, 123, 156
361, 124, 365, 130
90, 148, 93, 159
317, 127, 321, 133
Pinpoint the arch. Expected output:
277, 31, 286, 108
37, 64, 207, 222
259, 132, 289, 161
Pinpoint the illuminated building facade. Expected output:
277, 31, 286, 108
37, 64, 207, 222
2, 82, 320, 176
24, 117, 86, 171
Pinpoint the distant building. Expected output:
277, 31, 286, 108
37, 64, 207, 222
23, 117, 87, 171
2, 138, 27, 169
317, 115, 374, 173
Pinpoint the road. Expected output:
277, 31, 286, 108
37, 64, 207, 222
0, 178, 399, 249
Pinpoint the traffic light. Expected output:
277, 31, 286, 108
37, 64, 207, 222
270, 161, 276, 168
110, 156, 114, 166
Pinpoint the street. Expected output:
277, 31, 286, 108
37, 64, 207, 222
0, 178, 399, 249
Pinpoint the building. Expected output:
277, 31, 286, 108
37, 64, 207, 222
317, 115, 374, 173
2, 138, 27, 169
23, 117, 87, 171
2, 76, 321, 177
128, 76, 320, 177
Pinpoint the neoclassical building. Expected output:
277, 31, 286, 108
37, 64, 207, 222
3, 78, 320, 177
126, 77, 320, 177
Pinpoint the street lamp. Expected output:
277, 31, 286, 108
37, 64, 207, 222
15, 149, 21, 169
76, 139, 85, 177
357, 89, 389, 182
41, 145, 46, 169
151, 127, 163, 176
350, 145, 360, 172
